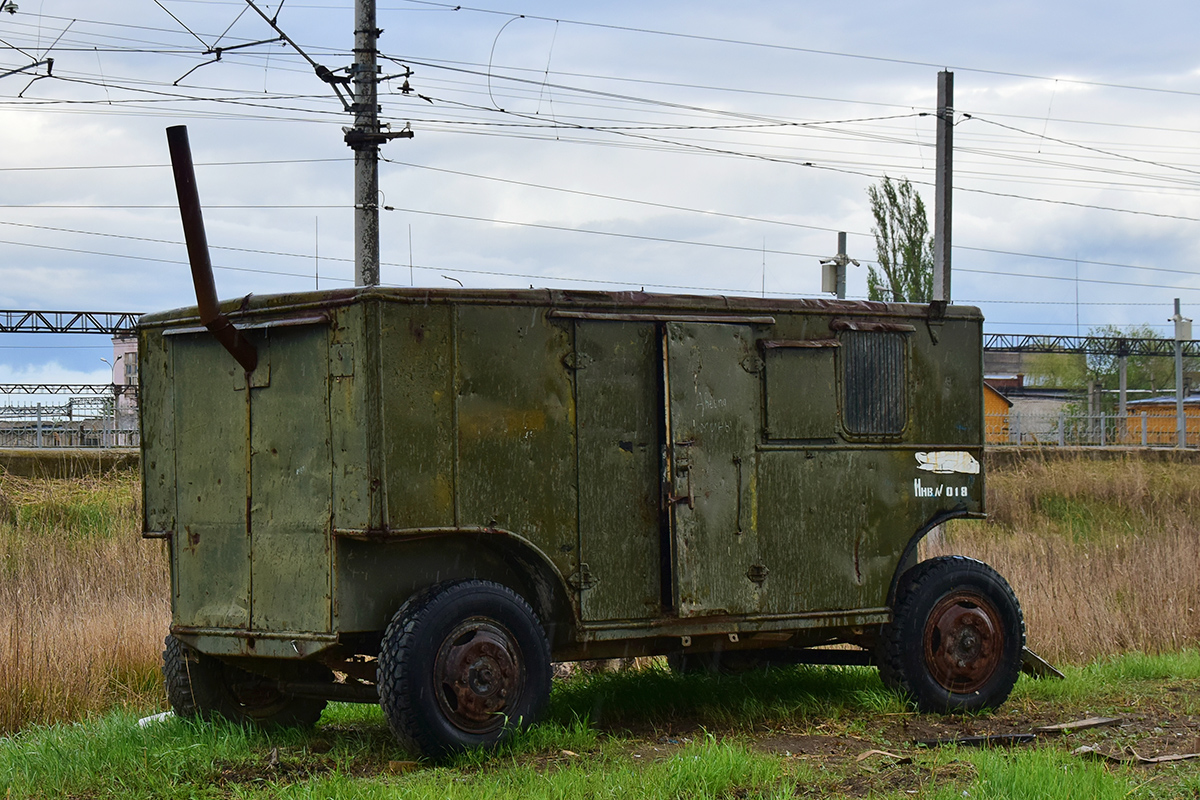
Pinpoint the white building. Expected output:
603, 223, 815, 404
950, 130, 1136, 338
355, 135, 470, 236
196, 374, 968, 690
110, 335, 139, 431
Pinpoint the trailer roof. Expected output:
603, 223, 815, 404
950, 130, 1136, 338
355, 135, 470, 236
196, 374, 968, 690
139, 287, 983, 329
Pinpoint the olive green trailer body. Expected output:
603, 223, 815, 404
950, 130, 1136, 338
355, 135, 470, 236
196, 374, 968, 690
143, 287, 1015, 755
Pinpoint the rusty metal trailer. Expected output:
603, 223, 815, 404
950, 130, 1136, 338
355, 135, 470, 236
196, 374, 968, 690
141, 283, 1025, 758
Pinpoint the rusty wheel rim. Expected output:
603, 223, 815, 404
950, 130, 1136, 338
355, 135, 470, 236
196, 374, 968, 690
923, 591, 1004, 694
433, 617, 524, 734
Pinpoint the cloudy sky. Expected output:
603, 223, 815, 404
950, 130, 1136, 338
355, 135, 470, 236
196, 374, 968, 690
1, 0, 1199, 391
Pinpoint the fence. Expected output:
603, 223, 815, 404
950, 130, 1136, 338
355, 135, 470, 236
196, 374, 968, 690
0, 401, 138, 449
0, 424, 139, 449
1, 407, 1192, 452
987, 411, 1200, 448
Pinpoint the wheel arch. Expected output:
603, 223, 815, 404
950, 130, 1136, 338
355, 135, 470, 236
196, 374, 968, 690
342, 528, 578, 651
887, 510, 976, 608
461, 529, 578, 650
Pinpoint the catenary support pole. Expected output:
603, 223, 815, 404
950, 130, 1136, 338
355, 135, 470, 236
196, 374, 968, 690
1118, 353, 1127, 442
836, 231, 847, 300
1174, 298, 1187, 447
352, 0, 380, 287
820, 232, 856, 299
933, 70, 953, 303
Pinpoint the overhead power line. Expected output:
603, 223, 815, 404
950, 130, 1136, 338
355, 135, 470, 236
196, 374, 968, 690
966, 115, 1200, 180
3, 210, 1199, 299
0, 152, 1196, 284
0, 157, 347, 171
395, 0, 1200, 99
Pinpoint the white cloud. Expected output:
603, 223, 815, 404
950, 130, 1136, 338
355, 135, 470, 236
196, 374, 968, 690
0, 0, 1199, 377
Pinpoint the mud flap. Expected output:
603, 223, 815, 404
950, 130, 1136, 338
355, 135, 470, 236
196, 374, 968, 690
1020, 646, 1065, 680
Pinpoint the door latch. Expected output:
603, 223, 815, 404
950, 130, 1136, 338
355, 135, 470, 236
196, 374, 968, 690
669, 441, 695, 509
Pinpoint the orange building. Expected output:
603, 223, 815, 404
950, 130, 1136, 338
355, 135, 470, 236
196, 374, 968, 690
984, 382, 1013, 444
1123, 396, 1200, 446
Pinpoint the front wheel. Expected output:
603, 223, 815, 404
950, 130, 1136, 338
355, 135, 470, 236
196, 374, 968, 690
878, 556, 1024, 713
377, 580, 552, 760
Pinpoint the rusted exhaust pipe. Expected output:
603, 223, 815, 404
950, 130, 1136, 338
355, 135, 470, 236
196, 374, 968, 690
166, 125, 258, 373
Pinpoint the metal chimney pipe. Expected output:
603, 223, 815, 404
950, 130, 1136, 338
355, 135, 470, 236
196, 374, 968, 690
166, 125, 258, 373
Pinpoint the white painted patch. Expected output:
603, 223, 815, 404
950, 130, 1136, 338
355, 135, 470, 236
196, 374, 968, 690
915, 451, 980, 475
136, 711, 175, 728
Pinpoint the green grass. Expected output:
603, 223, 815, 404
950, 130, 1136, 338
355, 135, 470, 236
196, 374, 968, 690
0, 470, 139, 543
1012, 649, 1200, 708
0, 711, 793, 800
545, 661, 911, 731
8, 651, 1200, 799
928, 748, 1133, 800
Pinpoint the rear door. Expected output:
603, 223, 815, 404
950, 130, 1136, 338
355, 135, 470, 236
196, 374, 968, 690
248, 325, 333, 634
171, 333, 251, 630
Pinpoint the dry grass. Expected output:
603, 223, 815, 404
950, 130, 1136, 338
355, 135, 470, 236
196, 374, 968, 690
0, 469, 168, 734
933, 454, 1200, 665
2, 453, 1199, 733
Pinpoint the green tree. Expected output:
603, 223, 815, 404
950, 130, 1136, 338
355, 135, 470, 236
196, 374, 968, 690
1087, 324, 1193, 397
1024, 352, 1088, 389
866, 175, 933, 302
1023, 324, 1196, 408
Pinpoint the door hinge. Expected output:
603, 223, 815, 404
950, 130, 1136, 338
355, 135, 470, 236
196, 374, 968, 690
569, 564, 598, 591
740, 353, 764, 374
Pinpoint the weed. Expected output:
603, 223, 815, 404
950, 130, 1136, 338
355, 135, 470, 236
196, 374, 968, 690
0, 468, 167, 734
934, 454, 1200, 664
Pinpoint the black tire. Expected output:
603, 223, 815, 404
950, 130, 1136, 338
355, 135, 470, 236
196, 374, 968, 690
878, 556, 1024, 713
162, 634, 328, 727
377, 580, 552, 760
874, 642, 902, 691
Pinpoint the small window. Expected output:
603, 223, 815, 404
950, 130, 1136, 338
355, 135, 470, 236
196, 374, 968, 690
761, 340, 838, 440
840, 331, 908, 436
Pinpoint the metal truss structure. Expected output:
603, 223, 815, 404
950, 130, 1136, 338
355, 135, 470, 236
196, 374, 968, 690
0, 310, 140, 335
0, 383, 127, 395
983, 334, 1200, 358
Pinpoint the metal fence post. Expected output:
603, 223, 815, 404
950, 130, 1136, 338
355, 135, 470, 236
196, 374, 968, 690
1100, 411, 1107, 447
1058, 412, 1065, 446
35, 402, 42, 448
1142, 411, 1148, 447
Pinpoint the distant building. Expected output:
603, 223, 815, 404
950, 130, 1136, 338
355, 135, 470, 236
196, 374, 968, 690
1123, 395, 1200, 447
983, 382, 1013, 444
111, 335, 139, 430
982, 373, 1078, 444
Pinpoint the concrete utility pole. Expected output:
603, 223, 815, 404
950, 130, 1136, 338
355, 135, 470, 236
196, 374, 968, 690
933, 70, 953, 303
345, 0, 412, 287
820, 231, 859, 299
244, 0, 411, 286
351, 0, 380, 287
1172, 298, 1192, 447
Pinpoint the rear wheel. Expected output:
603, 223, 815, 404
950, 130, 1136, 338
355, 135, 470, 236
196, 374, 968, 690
162, 635, 328, 727
377, 580, 552, 760
878, 556, 1024, 713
